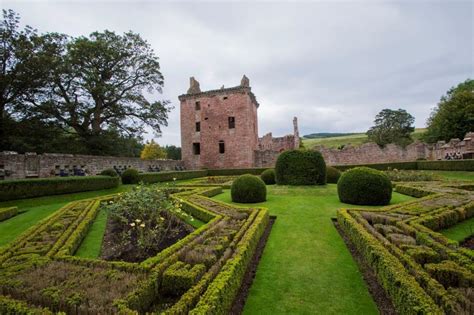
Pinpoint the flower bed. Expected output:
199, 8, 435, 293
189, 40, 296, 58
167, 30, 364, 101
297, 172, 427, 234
0, 182, 269, 313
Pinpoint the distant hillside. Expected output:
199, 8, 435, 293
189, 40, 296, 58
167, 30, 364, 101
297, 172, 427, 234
302, 132, 358, 139
302, 128, 426, 149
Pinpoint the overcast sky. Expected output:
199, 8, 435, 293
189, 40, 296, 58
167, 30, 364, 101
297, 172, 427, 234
4, 0, 473, 146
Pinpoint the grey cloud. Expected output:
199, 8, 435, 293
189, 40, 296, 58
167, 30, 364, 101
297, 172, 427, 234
4, 0, 473, 145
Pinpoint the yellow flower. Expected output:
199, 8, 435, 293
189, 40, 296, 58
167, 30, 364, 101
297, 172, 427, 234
130, 222, 136, 227
140, 223, 145, 228
160, 217, 165, 221
135, 219, 141, 223
173, 177, 177, 181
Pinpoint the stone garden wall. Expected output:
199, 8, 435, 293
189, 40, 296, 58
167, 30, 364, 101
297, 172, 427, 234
0, 152, 183, 180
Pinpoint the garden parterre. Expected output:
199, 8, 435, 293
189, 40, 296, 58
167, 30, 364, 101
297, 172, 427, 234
338, 180, 474, 314
0, 184, 269, 314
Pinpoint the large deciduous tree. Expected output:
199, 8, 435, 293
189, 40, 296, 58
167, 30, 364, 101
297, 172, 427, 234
366, 108, 415, 147
0, 9, 54, 149
423, 79, 474, 143
25, 30, 171, 152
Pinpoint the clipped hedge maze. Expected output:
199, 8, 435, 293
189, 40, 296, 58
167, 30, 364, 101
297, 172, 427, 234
338, 181, 474, 314
0, 185, 269, 314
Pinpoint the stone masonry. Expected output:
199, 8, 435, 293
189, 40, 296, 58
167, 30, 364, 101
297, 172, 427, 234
0, 152, 183, 180
316, 132, 474, 166
179, 76, 299, 169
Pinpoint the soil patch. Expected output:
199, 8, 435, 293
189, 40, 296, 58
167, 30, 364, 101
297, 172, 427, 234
100, 213, 193, 263
230, 215, 276, 315
333, 218, 398, 315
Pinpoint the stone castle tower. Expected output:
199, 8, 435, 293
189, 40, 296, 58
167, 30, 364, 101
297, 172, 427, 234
179, 75, 259, 169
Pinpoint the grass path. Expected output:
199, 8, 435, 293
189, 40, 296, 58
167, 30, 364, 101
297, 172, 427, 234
213, 185, 414, 314
0, 185, 134, 248
441, 217, 474, 242
75, 208, 109, 258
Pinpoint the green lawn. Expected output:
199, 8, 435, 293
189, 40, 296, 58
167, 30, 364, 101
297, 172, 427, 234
213, 185, 414, 314
441, 217, 474, 242
0, 185, 134, 248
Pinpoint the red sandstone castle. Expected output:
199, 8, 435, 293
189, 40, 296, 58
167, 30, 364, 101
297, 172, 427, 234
179, 75, 300, 169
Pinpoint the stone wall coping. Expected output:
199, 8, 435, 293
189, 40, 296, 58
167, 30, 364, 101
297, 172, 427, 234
178, 85, 259, 108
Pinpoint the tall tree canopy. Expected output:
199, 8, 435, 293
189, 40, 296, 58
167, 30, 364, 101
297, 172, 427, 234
164, 145, 181, 160
0, 9, 54, 148
423, 79, 474, 143
1, 10, 171, 155
366, 108, 415, 147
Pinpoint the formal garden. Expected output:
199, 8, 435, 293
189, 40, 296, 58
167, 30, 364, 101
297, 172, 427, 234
0, 151, 472, 314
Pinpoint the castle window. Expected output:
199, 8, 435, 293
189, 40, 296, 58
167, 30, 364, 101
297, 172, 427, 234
193, 143, 200, 155
228, 116, 235, 129
219, 141, 225, 154
195, 101, 200, 110
195, 122, 201, 132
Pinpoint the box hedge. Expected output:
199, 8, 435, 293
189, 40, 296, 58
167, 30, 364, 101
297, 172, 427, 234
0, 176, 120, 201
337, 167, 392, 205
333, 159, 474, 171
0, 207, 18, 222
275, 150, 327, 185
138, 170, 208, 183
231, 175, 267, 203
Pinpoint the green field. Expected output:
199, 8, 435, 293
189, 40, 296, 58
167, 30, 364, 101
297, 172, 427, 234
213, 185, 414, 314
303, 128, 426, 149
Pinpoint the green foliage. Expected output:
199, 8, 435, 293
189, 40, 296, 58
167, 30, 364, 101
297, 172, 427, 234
0, 206, 17, 221
337, 167, 392, 205
0, 176, 120, 201
140, 140, 167, 160
162, 262, 206, 296
275, 150, 327, 185
423, 79, 474, 143
260, 169, 276, 185
231, 175, 267, 203
164, 145, 182, 160
425, 260, 474, 288
366, 108, 415, 147
326, 166, 341, 184
99, 168, 119, 177
121, 168, 140, 184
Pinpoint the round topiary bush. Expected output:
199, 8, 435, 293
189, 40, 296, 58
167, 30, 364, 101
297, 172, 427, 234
260, 169, 276, 185
326, 166, 342, 184
121, 168, 140, 184
99, 168, 119, 177
275, 150, 326, 185
337, 167, 392, 205
231, 174, 267, 203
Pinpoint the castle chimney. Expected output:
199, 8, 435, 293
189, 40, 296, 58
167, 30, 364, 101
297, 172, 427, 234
187, 77, 201, 94
241, 75, 250, 87
293, 117, 300, 149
